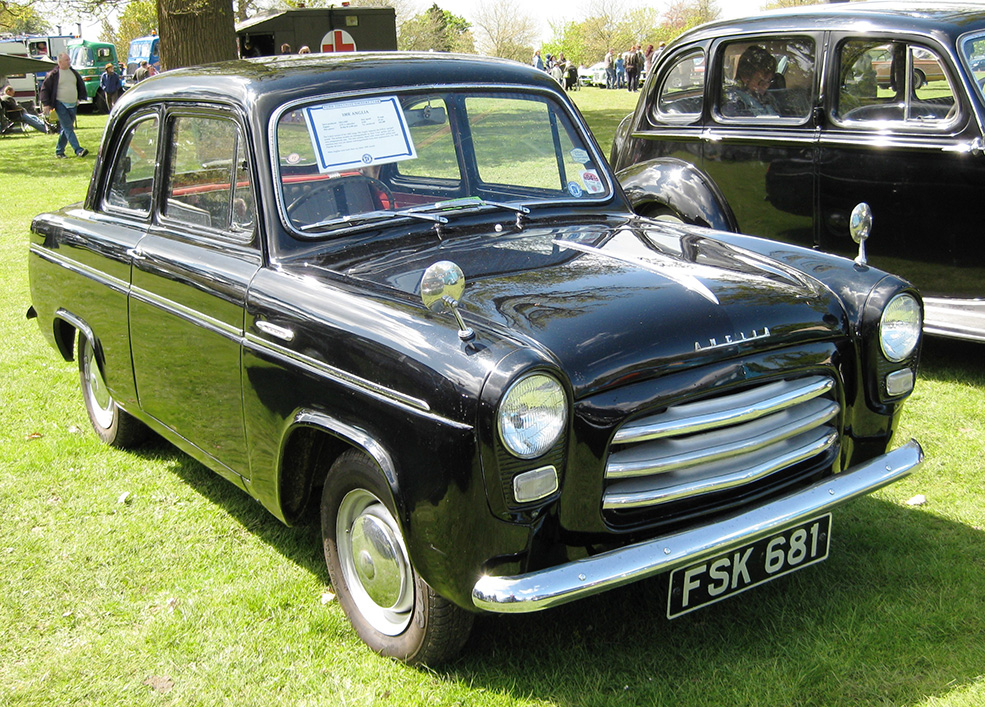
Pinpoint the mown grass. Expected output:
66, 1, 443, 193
1, 91, 983, 706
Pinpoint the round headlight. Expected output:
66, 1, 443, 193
880, 293, 922, 362
498, 374, 566, 459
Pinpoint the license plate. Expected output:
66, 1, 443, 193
667, 514, 831, 619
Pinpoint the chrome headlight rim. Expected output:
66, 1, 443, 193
879, 292, 922, 363
497, 373, 567, 460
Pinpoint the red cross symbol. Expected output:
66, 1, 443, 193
321, 29, 356, 53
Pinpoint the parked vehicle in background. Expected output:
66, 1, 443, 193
22, 34, 72, 60
235, 6, 396, 56
0, 39, 42, 107
611, 2, 985, 343
28, 52, 923, 665
125, 34, 159, 86
66, 38, 121, 112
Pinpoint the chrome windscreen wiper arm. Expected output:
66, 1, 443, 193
298, 209, 449, 233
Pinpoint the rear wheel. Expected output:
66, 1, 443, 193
78, 335, 148, 448
321, 450, 473, 665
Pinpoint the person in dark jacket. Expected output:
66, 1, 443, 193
99, 63, 123, 112
39, 52, 88, 158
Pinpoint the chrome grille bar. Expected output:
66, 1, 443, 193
612, 375, 834, 445
602, 375, 840, 513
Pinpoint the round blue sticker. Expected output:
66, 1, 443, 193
567, 181, 583, 198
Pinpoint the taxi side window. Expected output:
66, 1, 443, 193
164, 115, 255, 237
718, 38, 816, 122
835, 40, 957, 127
652, 49, 705, 123
105, 116, 159, 215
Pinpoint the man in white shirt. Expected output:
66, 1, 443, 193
38, 53, 89, 158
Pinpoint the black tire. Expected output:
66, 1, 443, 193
78, 334, 148, 448
321, 450, 473, 665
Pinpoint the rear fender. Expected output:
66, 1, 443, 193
616, 158, 739, 233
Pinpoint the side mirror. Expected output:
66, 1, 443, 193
420, 261, 475, 342
849, 202, 872, 267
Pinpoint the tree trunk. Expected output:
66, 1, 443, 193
156, 0, 238, 71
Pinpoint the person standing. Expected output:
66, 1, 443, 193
134, 60, 150, 83
625, 45, 641, 92
604, 48, 615, 89
99, 63, 123, 113
39, 52, 88, 158
532, 49, 545, 71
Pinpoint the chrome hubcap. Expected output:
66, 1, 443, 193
337, 489, 413, 635
82, 341, 115, 430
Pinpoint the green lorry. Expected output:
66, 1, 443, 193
66, 38, 121, 112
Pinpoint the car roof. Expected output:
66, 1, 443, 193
113, 52, 561, 117
676, 1, 985, 45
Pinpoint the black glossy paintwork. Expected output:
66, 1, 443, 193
29, 52, 920, 610
612, 2, 985, 316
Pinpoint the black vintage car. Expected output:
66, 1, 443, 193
27, 53, 924, 665
611, 2, 985, 343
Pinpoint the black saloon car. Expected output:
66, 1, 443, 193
611, 1, 985, 343
28, 53, 924, 664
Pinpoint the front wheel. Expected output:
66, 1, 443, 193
78, 335, 147, 448
321, 450, 473, 665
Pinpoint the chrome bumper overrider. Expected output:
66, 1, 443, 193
472, 440, 923, 613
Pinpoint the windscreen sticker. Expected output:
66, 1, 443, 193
581, 169, 605, 194
302, 96, 417, 173
570, 148, 590, 163
567, 181, 584, 197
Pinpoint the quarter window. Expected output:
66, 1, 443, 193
653, 49, 705, 122
105, 116, 159, 215
164, 115, 255, 236
835, 40, 957, 126
718, 38, 816, 121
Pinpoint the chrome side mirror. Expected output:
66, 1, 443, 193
850, 202, 872, 267
420, 261, 475, 342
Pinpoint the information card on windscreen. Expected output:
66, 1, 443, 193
303, 97, 417, 173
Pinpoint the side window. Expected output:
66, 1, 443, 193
105, 116, 159, 215
719, 38, 815, 121
835, 40, 957, 127
652, 49, 705, 123
164, 114, 255, 236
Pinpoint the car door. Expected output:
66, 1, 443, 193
129, 107, 260, 478
701, 33, 822, 250
820, 35, 985, 303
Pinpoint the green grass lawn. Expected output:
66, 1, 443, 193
1, 97, 983, 706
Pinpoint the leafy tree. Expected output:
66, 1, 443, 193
543, 20, 587, 66
664, 0, 721, 33
472, 0, 538, 62
399, 3, 473, 53
0, 1, 50, 34
100, 0, 156, 56
764, 0, 822, 8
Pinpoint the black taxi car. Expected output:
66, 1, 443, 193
28, 53, 924, 665
611, 2, 985, 343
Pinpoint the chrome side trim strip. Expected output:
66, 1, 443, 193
612, 375, 833, 444
472, 440, 923, 613
29, 244, 129, 295
603, 429, 838, 508
129, 284, 241, 340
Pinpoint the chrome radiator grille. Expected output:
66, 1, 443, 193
603, 375, 840, 513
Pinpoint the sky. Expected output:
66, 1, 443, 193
429, 0, 771, 44
65, 0, 771, 50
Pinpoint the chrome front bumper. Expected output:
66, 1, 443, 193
472, 439, 923, 613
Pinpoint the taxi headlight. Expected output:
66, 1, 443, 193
498, 374, 566, 459
880, 293, 921, 362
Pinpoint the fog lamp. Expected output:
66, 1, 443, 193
885, 369, 915, 397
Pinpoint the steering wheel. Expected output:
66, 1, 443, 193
287, 175, 394, 223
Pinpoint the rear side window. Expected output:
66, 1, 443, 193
718, 37, 816, 121
105, 115, 159, 215
653, 49, 705, 123
835, 40, 957, 128
164, 115, 255, 237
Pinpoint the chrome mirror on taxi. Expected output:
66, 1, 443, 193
420, 261, 475, 342
850, 202, 872, 267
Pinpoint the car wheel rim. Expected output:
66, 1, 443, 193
336, 488, 414, 636
82, 341, 115, 430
